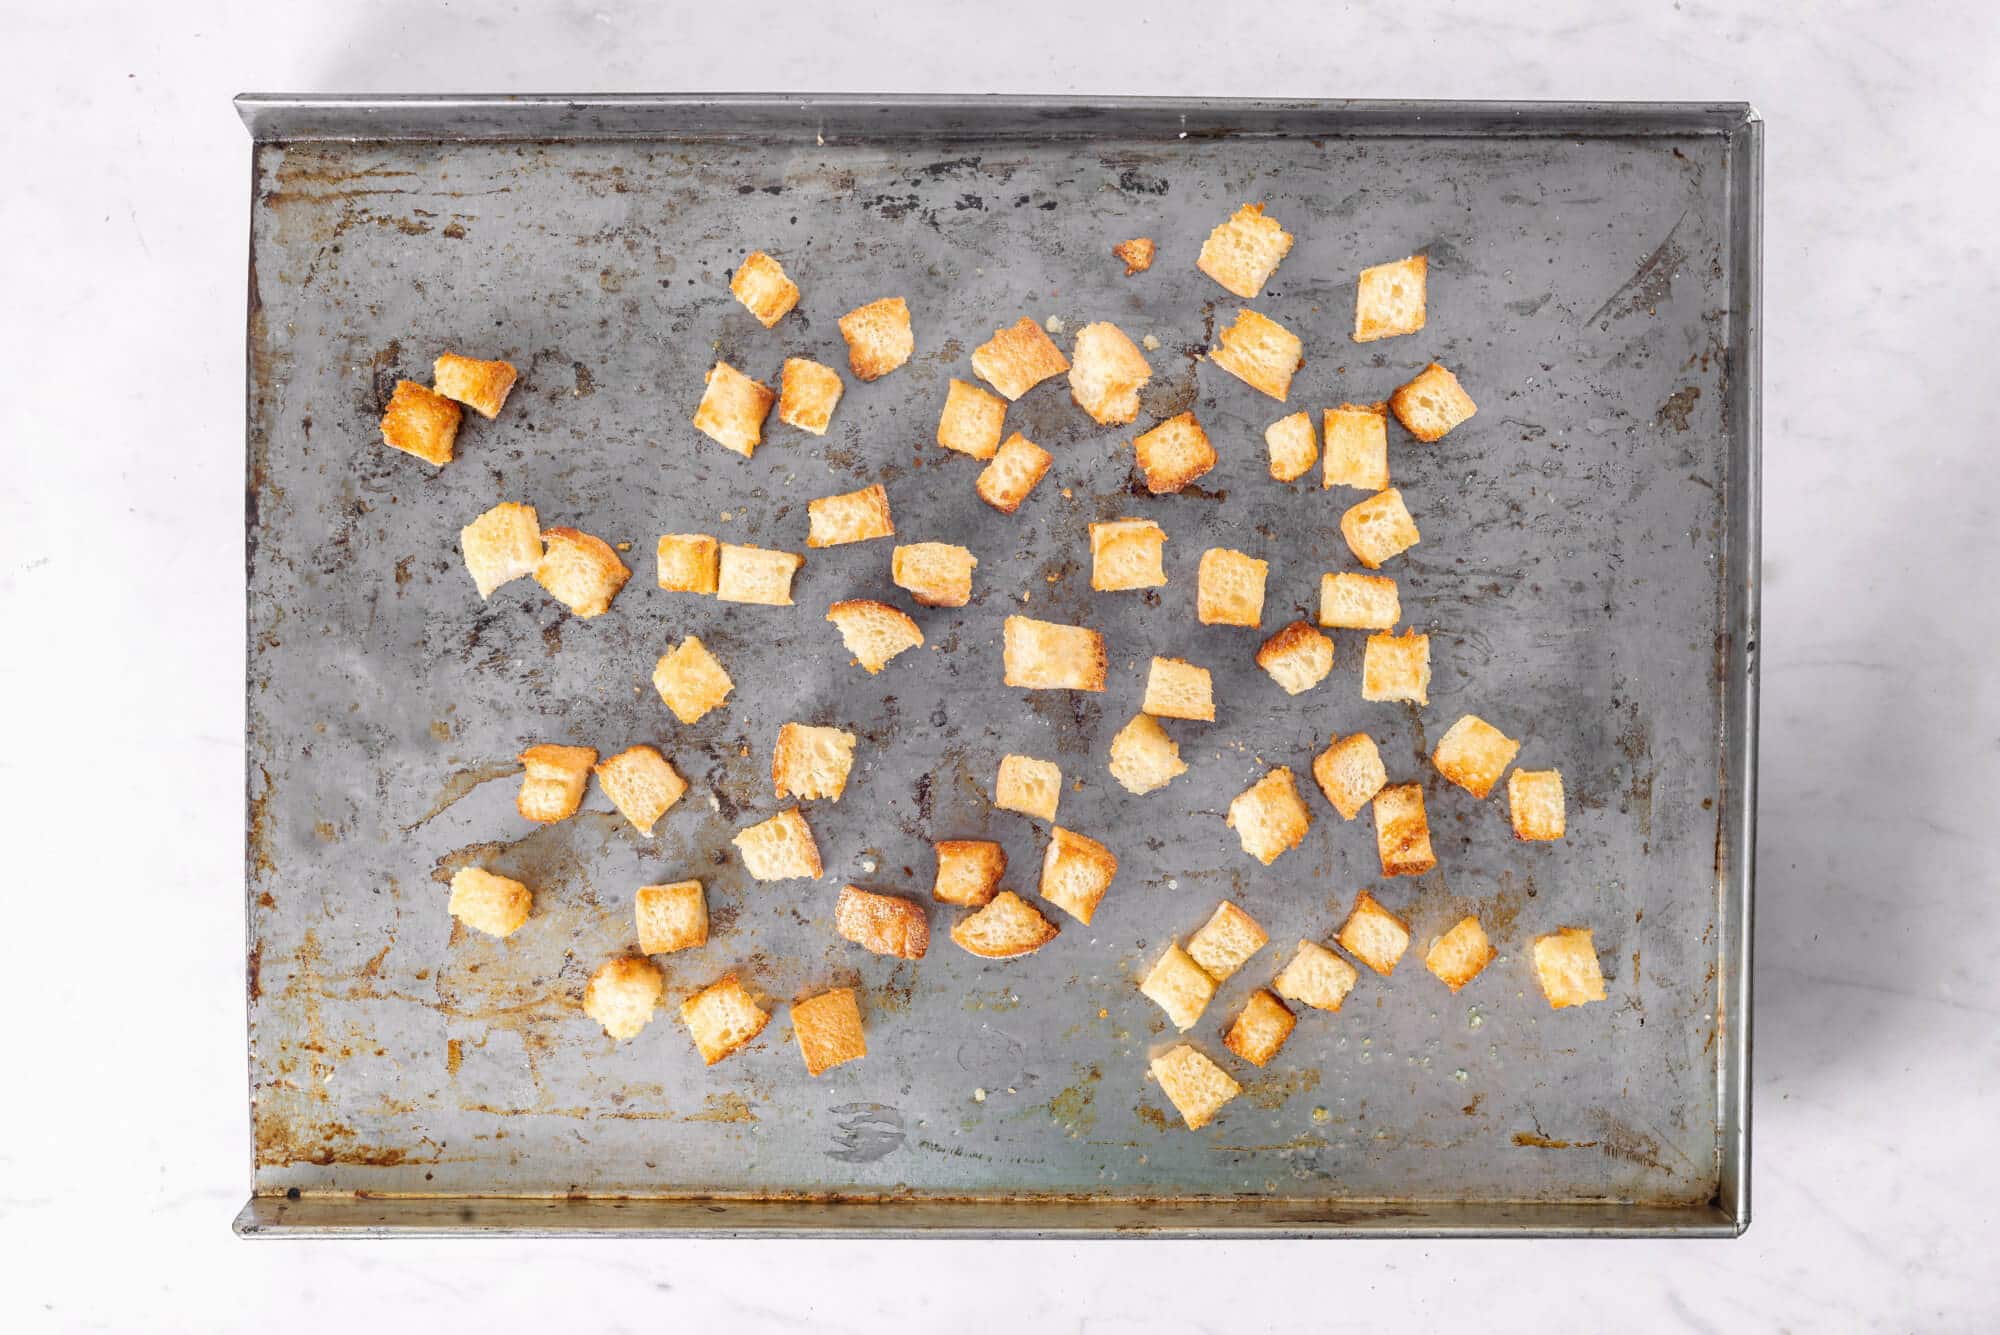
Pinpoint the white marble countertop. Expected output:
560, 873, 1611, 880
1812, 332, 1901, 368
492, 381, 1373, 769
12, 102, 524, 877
3, 0, 1995, 1329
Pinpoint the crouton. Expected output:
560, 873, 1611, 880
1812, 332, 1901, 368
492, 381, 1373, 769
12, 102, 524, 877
1151, 1045, 1241, 1130
380, 380, 461, 466
583, 956, 664, 1041
1318, 572, 1400, 630
951, 890, 1058, 959
933, 840, 1006, 908
1373, 783, 1437, 877
838, 296, 913, 381
1509, 769, 1567, 841
1143, 656, 1214, 721
892, 541, 977, 608
634, 881, 707, 955
835, 884, 929, 960
825, 599, 924, 673
1186, 901, 1268, 982
679, 974, 770, 1064
692, 361, 776, 457
1224, 990, 1296, 1067
1390, 362, 1477, 442
1226, 766, 1311, 864
1532, 927, 1607, 1009
1108, 713, 1187, 796
1196, 202, 1293, 299
716, 543, 804, 606
937, 378, 1007, 459
448, 867, 532, 938
594, 744, 688, 835
1131, 412, 1217, 494
778, 356, 843, 435
1338, 890, 1411, 976
792, 987, 866, 1076
1210, 308, 1303, 401
460, 501, 543, 599
433, 353, 519, 420
655, 533, 720, 594
807, 484, 895, 548
1197, 547, 1268, 628
1425, 916, 1496, 993
1433, 714, 1521, 799
975, 432, 1054, 513
1312, 732, 1388, 820
972, 316, 1070, 400
995, 754, 1062, 822
772, 722, 857, 802
1361, 629, 1431, 704
1040, 826, 1117, 925
1068, 321, 1152, 425
1323, 404, 1390, 491
732, 807, 823, 882
1090, 518, 1168, 590
1340, 488, 1421, 569
1140, 944, 1217, 1031
1273, 940, 1358, 1012
730, 249, 800, 327
1353, 254, 1427, 343
1003, 615, 1108, 691
1256, 621, 1334, 695
516, 744, 596, 823
533, 527, 631, 617
652, 636, 733, 724
1113, 237, 1156, 275
1265, 411, 1317, 482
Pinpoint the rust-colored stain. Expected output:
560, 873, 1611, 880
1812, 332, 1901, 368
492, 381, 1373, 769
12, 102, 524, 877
246, 941, 264, 1003
428, 719, 453, 742
313, 821, 337, 843
1657, 384, 1701, 432
1048, 1065, 1101, 1138
1240, 1065, 1322, 1110
247, 764, 277, 876
1133, 1103, 1171, 1132
446, 1038, 463, 1077
685, 1092, 759, 1124
393, 555, 414, 586
1512, 1132, 1598, 1150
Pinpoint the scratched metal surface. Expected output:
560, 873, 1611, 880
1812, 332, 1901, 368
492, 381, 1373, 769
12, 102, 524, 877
244, 101, 1749, 1215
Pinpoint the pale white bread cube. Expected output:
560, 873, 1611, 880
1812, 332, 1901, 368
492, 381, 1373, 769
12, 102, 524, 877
1361, 629, 1431, 705
1067, 321, 1152, 426
583, 956, 664, 1041
634, 880, 707, 954
892, 542, 977, 608
730, 249, 800, 327
1509, 768, 1567, 841
1373, 783, 1437, 877
1186, 900, 1269, 982
1390, 361, 1477, 442
1424, 915, 1496, 993
975, 432, 1054, 513
807, 484, 895, 548
1225, 765, 1311, 864
1319, 572, 1400, 629
825, 599, 924, 674
1265, 410, 1317, 482
653, 636, 734, 723
1433, 714, 1521, 799
1196, 202, 1293, 299
932, 839, 1006, 907
1337, 889, 1412, 976
732, 807, 823, 882
995, 753, 1062, 821
950, 890, 1058, 958
972, 316, 1070, 400
938, 378, 1006, 459
1532, 927, 1607, 1009
1273, 939, 1358, 1011
1210, 307, 1303, 401
1090, 518, 1168, 590
432, 352, 518, 420
1140, 944, 1217, 1032
1151, 1044, 1242, 1130
838, 295, 913, 381
1133, 412, 1217, 493
516, 743, 596, 823
1003, 615, 1107, 691
835, 884, 929, 960
448, 867, 532, 938
1143, 656, 1214, 721
692, 360, 775, 457
679, 974, 770, 1064
1323, 403, 1390, 491
716, 543, 804, 605
778, 357, 843, 434
1256, 621, 1334, 695
1039, 826, 1117, 925
1108, 713, 1187, 796
460, 501, 543, 598
656, 533, 720, 594
1340, 488, 1421, 569
1197, 547, 1268, 627
379, 380, 460, 466
793, 987, 867, 1076
1353, 254, 1427, 343
1312, 732, 1388, 821
534, 527, 630, 618
1224, 989, 1296, 1067
594, 744, 688, 835
772, 722, 858, 801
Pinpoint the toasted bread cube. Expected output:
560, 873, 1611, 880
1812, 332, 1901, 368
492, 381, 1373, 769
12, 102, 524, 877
730, 249, 799, 327
1226, 766, 1311, 865
1143, 656, 1214, 721
1197, 548, 1268, 628
1433, 714, 1522, 799
717, 543, 804, 606
1090, 518, 1168, 590
1003, 615, 1108, 691
379, 380, 461, 466
1354, 254, 1427, 343
1196, 202, 1293, 299
1319, 572, 1400, 629
732, 807, 823, 882
1390, 362, 1477, 442
1187, 901, 1269, 982
583, 956, 664, 1041
1323, 404, 1390, 491
634, 880, 707, 954
1151, 1045, 1241, 1130
655, 533, 720, 594
1132, 412, 1217, 494
972, 316, 1070, 400
534, 527, 631, 618
937, 378, 1007, 459
1338, 890, 1411, 976
433, 353, 519, 420
838, 295, 913, 381
594, 745, 688, 835
1225, 990, 1296, 1067
807, 484, 895, 548
933, 840, 1006, 908
1040, 826, 1117, 925
1265, 411, 1317, 482
825, 599, 924, 674
447, 867, 532, 938
1256, 621, 1334, 695
995, 754, 1062, 822
1210, 308, 1303, 401
792, 987, 866, 1076
516, 744, 596, 823
1373, 783, 1437, 877
653, 636, 733, 724
1108, 713, 1187, 796
1114, 237, 1156, 275
1509, 769, 1567, 841
1425, 916, 1496, 993
778, 356, 843, 435
1341, 488, 1421, 569
975, 432, 1054, 513
1273, 940, 1358, 1012
1362, 629, 1431, 705
1140, 944, 1217, 1031
679, 974, 770, 1064
772, 722, 857, 802
892, 542, 977, 608
1533, 927, 1607, 1009
1313, 732, 1388, 821
951, 890, 1059, 958
835, 884, 929, 960
693, 360, 776, 457
460, 501, 543, 599
1068, 321, 1153, 426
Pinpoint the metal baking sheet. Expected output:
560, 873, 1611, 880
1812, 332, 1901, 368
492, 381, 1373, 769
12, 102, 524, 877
235, 96, 1757, 1237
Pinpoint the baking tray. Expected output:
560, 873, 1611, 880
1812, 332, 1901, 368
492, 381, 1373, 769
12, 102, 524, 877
233, 96, 1758, 1238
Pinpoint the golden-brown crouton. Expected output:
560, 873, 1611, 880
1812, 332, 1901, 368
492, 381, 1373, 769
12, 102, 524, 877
1338, 890, 1411, 976
594, 744, 688, 835
838, 296, 913, 381
679, 974, 770, 1064
1373, 783, 1437, 877
975, 432, 1054, 513
807, 484, 895, 548
1533, 927, 1606, 1008
772, 722, 858, 802
730, 250, 800, 327
1509, 769, 1567, 841
1265, 411, 1317, 482
1433, 714, 1521, 799
778, 357, 843, 435
1312, 732, 1388, 820
1273, 940, 1359, 1011
892, 542, 977, 608
1226, 766, 1311, 865
1132, 412, 1217, 494
1210, 308, 1303, 401
937, 378, 1007, 459
1224, 990, 1296, 1067
656, 533, 720, 594
1003, 615, 1108, 691
635, 880, 707, 954
732, 807, 823, 882
1186, 901, 1268, 982
1390, 362, 1477, 442
1040, 826, 1117, 925
1197, 547, 1268, 628
1353, 254, 1427, 343
951, 890, 1059, 958
584, 956, 664, 1041
1113, 237, 1156, 275
433, 353, 519, 420
653, 636, 734, 723
825, 599, 924, 674
1067, 321, 1153, 426
516, 744, 596, 823
995, 754, 1062, 822
1256, 621, 1334, 695
1108, 713, 1187, 796
933, 839, 1006, 907
534, 527, 631, 618
1140, 944, 1217, 1031
972, 316, 1070, 400
380, 380, 461, 466
792, 987, 866, 1076
1323, 404, 1390, 491
1318, 571, 1400, 629
1340, 488, 1421, 569
717, 543, 804, 606
1152, 1044, 1241, 1130
835, 884, 929, 960
1196, 203, 1293, 299
1424, 916, 1496, 993
1361, 629, 1431, 704
1143, 656, 1214, 721
692, 361, 776, 457
1090, 518, 1168, 590
448, 867, 532, 938
460, 501, 543, 599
